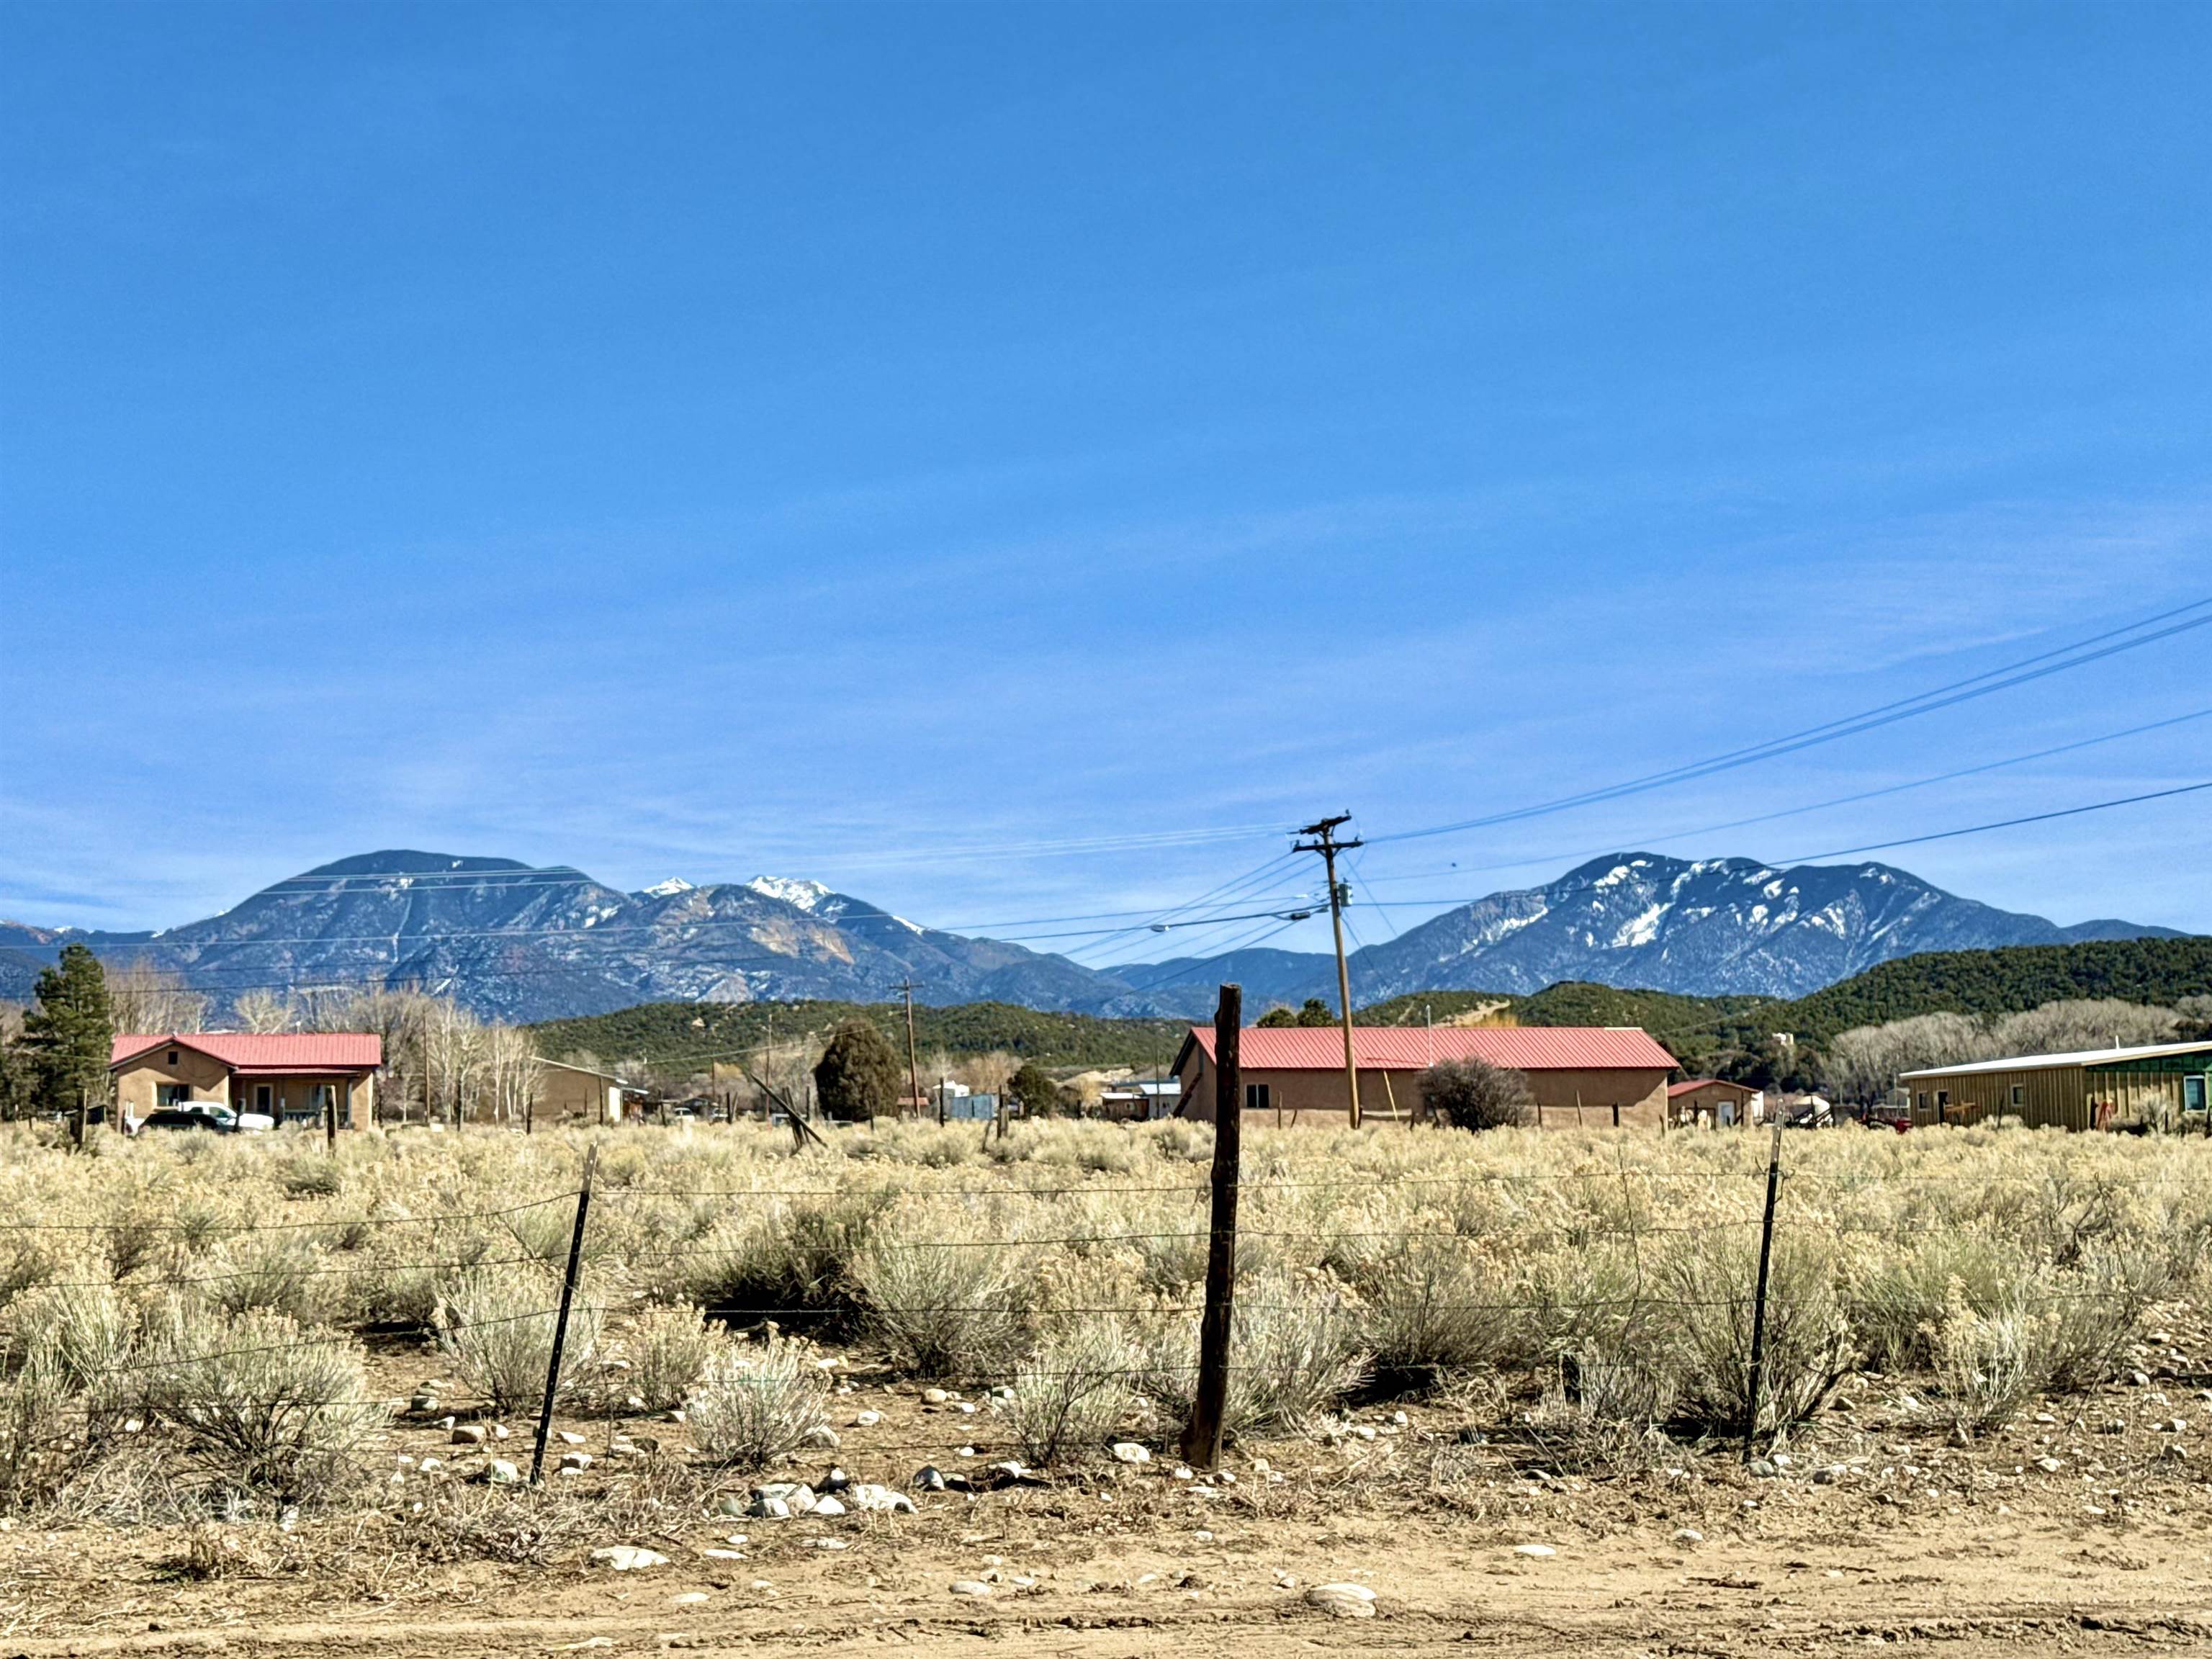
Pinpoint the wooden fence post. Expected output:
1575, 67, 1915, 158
531, 1142, 599, 1485
1743, 1114, 1786, 1459
1179, 984, 1242, 1470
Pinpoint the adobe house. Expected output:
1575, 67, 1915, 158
1171, 1025, 1678, 1129
1667, 1076, 1761, 1128
110, 1032, 382, 1125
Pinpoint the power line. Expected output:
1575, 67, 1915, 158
1766, 778, 2212, 864
1371, 596, 2212, 846
1344, 704, 2212, 893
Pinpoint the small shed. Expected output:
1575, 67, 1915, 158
1667, 1077, 1760, 1128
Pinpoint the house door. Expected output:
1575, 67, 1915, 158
255, 1084, 274, 1114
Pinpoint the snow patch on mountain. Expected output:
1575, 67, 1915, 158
746, 876, 835, 912
641, 877, 695, 898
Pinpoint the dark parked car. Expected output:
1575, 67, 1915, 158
139, 1107, 225, 1133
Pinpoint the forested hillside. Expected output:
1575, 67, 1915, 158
529, 936, 2208, 1089
528, 999, 1191, 1075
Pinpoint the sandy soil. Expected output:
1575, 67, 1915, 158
6, 1341, 2211, 1658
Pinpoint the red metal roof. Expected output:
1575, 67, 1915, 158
1668, 1077, 1753, 1097
111, 1032, 384, 1072
1184, 1025, 1676, 1073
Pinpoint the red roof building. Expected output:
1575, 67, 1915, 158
109, 1032, 383, 1126
1172, 1023, 1679, 1130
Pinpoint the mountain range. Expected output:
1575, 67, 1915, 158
0, 848, 2183, 1023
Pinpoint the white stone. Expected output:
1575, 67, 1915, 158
846, 1483, 915, 1514
1111, 1442, 1151, 1464
1306, 1583, 1377, 1617
589, 1546, 671, 1571
1512, 1544, 1556, 1557
949, 1579, 993, 1597
670, 1591, 709, 1604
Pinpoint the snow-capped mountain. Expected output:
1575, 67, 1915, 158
1341, 853, 2180, 1001
1105, 853, 2183, 1009
0, 848, 2181, 1020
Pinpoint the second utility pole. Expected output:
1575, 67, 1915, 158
896, 979, 927, 1122
1295, 813, 1364, 1128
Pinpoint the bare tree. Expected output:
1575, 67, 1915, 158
103, 960, 208, 1035
1822, 1012, 1995, 1107
480, 1025, 543, 1129
421, 999, 482, 1126
232, 989, 297, 1033
1992, 999, 2182, 1056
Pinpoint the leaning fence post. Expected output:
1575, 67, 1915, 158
1179, 983, 1242, 1470
1743, 1112, 1786, 1459
531, 1141, 599, 1485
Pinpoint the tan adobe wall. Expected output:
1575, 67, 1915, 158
1669, 1080, 1756, 1126
1176, 1054, 1671, 1130
113, 1045, 234, 1115
534, 1065, 619, 1124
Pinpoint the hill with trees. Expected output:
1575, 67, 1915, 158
526, 998, 1191, 1076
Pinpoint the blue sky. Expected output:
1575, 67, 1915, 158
4, 1, 2208, 961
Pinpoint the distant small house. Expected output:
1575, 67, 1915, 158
534, 1059, 635, 1126
1172, 1025, 1680, 1129
1666, 1078, 1761, 1128
110, 1033, 381, 1126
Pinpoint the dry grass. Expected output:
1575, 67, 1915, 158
0, 1112, 2205, 1514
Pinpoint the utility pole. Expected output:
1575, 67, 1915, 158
1294, 813, 1364, 1128
896, 979, 924, 1122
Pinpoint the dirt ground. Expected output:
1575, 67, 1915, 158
6, 1339, 2212, 1659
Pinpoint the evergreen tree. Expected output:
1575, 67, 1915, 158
0, 1026, 32, 1123
22, 944, 115, 1117
811, 1020, 901, 1122
1257, 997, 1338, 1029
1008, 1061, 1059, 1116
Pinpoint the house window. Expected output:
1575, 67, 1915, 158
2186, 1076, 2207, 1114
1915, 1092, 1928, 1110
2010, 1085, 2025, 1107
1244, 1082, 1270, 1112
157, 1082, 192, 1108
167, 1051, 179, 1066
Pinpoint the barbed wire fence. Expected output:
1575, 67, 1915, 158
1, 986, 2198, 1516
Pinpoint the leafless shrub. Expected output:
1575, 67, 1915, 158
685, 1338, 830, 1470
1141, 1276, 1367, 1439
618, 1301, 719, 1411
436, 1267, 601, 1411
995, 1318, 1139, 1465
1420, 1058, 1535, 1130
850, 1202, 1030, 1378
140, 1303, 389, 1503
